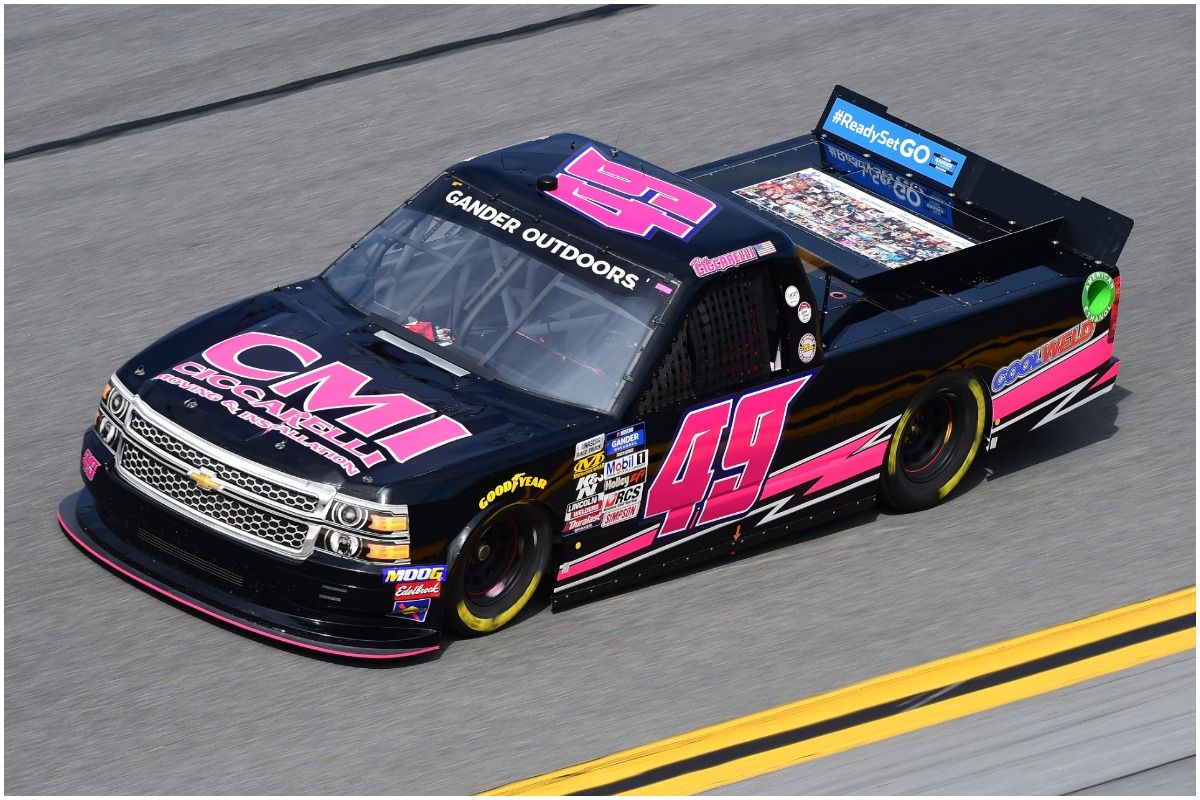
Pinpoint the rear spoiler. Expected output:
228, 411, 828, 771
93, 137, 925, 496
814, 86, 1133, 268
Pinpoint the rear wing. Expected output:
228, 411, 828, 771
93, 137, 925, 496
815, 86, 1133, 270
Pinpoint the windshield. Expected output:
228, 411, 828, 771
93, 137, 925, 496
324, 194, 675, 413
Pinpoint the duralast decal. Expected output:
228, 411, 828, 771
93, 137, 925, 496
478, 472, 548, 510
158, 332, 471, 476
563, 496, 603, 533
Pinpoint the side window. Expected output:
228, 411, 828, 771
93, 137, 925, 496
635, 270, 776, 416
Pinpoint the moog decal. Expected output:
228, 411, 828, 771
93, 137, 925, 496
544, 146, 719, 241
644, 374, 812, 538
159, 332, 472, 477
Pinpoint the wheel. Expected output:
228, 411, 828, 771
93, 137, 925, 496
447, 505, 550, 635
879, 373, 987, 512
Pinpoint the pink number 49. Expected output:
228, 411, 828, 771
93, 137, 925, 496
544, 146, 718, 240
644, 376, 810, 537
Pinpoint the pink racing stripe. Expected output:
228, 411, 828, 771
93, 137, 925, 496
58, 511, 439, 661
762, 432, 888, 501
993, 336, 1114, 420
557, 528, 657, 582
1091, 360, 1120, 389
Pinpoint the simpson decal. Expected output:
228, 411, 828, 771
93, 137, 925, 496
601, 484, 644, 528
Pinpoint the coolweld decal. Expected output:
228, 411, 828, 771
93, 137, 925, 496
991, 320, 1095, 393
822, 97, 967, 188
159, 332, 472, 477
543, 146, 719, 241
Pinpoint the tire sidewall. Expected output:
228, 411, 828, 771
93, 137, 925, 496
447, 504, 550, 636
881, 373, 987, 513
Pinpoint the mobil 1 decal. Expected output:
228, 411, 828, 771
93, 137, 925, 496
644, 372, 814, 537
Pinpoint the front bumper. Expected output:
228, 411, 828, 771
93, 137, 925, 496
62, 432, 441, 660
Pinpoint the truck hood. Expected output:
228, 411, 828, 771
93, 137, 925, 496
121, 286, 586, 503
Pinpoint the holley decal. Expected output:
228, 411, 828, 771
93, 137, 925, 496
157, 332, 472, 477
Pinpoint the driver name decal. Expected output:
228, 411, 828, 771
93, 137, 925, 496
156, 332, 471, 476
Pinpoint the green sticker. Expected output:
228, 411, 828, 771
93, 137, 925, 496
1082, 271, 1116, 323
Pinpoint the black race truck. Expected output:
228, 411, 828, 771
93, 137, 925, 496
62, 86, 1130, 659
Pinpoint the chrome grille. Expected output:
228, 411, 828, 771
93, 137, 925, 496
128, 410, 319, 513
119, 443, 309, 553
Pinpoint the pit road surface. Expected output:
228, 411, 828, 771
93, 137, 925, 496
5, 5, 1195, 794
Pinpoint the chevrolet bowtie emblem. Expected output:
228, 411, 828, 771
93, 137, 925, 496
188, 471, 222, 492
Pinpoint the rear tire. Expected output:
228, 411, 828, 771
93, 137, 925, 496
447, 505, 550, 636
880, 373, 987, 513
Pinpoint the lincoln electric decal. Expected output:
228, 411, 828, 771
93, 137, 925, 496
153, 332, 471, 476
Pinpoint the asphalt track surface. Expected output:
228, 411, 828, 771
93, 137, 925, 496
4, 4, 1195, 794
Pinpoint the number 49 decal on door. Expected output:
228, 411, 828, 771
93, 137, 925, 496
644, 374, 813, 538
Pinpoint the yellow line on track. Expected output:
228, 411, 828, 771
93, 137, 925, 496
484, 587, 1195, 796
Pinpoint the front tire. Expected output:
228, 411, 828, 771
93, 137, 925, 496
447, 505, 550, 635
880, 373, 987, 512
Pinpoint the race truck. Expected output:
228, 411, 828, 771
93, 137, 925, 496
61, 86, 1131, 659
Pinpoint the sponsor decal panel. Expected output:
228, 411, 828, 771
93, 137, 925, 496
821, 97, 968, 188
478, 472, 548, 510
393, 580, 441, 601
991, 320, 1096, 393
81, 449, 101, 481
382, 564, 447, 584
574, 433, 604, 460
392, 598, 432, 622
573, 452, 604, 478
543, 145, 719, 243
605, 423, 646, 457
604, 449, 648, 479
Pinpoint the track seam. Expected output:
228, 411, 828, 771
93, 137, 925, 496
4, 4, 645, 163
1064, 754, 1196, 795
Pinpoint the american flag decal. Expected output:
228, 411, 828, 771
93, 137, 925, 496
754, 240, 777, 256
